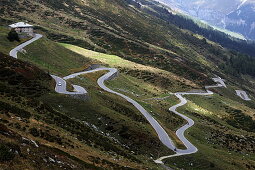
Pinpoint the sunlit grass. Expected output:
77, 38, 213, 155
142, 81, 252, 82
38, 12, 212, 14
186, 102, 213, 116
18, 38, 93, 76
60, 43, 198, 88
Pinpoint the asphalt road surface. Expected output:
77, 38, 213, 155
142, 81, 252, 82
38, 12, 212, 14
9, 34, 232, 168
235, 90, 251, 101
51, 75, 87, 95
9, 34, 43, 58
64, 67, 177, 150
155, 77, 226, 164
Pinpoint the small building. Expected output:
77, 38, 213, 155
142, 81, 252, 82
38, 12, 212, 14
9, 22, 34, 37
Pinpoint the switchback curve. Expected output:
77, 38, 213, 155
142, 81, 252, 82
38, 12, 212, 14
9, 34, 227, 168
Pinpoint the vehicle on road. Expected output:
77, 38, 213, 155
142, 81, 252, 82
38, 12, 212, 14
57, 82, 62, 86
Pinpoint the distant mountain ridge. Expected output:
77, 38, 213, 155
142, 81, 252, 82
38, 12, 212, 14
225, 0, 255, 39
157, 0, 255, 40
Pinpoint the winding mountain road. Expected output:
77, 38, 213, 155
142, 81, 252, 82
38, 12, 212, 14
8, 34, 88, 95
9, 35, 176, 152
64, 67, 178, 151
9, 34, 43, 58
59, 68, 226, 165
155, 78, 226, 164
9, 33, 227, 167
235, 90, 251, 101
51, 75, 87, 95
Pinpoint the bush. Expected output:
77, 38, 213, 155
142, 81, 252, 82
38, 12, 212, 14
0, 143, 15, 162
29, 127, 39, 137
7, 29, 20, 42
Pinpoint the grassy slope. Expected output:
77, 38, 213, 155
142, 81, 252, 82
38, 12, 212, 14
0, 52, 98, 169
2, 0, 255, 94
61, 43, 200, 91
18, 38, 94, 76
0, 0, 255, 169
0, 23, 94, 79
0, 0, 228, 85
19, 31, 186, 154
1, 23, 186, 166
60, 43, 255, 169
15, 31, 253, 168
1, 21, 255, 169
0, 26, 31, 55
2, 0, 255, 87
165, 89, 255, 169
2, 30, 175, 168
0, 29, 167, 168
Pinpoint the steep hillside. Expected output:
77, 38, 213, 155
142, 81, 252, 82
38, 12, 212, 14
0, 26, 32, 54
1, 29, 255, 170
2, 0, 255, 84
0, 52, 170, 169
60, 43, 255, 169
1, 0, 255, 169
157, 0, 240, 26
0, 28, 186, 169
158, 0, 255, 40
225, 1, 255, 40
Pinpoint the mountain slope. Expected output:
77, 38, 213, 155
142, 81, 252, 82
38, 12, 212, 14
0, 52, 95, 169
59, 43, 255, 170
157, 0, 240, 25
1, 0, 255, 169
225, 1, 255, 39
1, 28, 255, 170
158, 0, 255, 40
0, 49, 168, 169
2, 0, 255, 81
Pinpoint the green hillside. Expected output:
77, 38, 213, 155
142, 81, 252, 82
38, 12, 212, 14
17, 34, 255, 168
0, 48, 168, 169
0, 0, 255, 169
